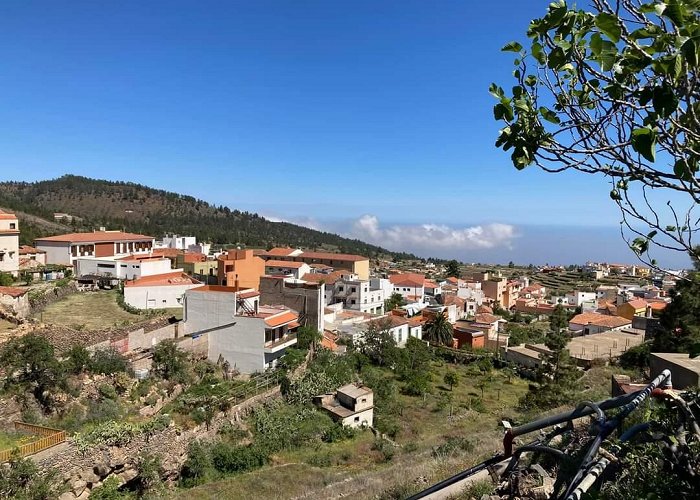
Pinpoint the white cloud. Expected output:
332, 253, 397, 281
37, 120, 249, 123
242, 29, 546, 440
350, 215, 517, 251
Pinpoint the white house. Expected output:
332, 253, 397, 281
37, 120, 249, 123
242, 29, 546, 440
76, 255, 172, 280
566, 291, 597, 307
35, 230, 155, 266
0, 210, 20, 277
161, 234, 197, 251
389, 273, 425, 302
315, 384, 374, 428
333, 276, 386, 315
123, 271, 202, 309
184, 285, 299, 373
264, 260, 311, 280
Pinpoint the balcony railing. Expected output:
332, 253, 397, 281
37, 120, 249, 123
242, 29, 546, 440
264, 332, 298, 353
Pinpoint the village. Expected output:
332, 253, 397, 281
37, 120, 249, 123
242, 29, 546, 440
0, 206, 697, 499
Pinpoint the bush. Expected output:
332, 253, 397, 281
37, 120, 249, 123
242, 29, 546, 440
98, 383, 118, 401
0, 452, 61, 499
620, 343, 651, 370
372, 438, 395, 462
152, 340, 190, 382
322, 423, 356, 443
84, 398, 122, 425
210, 442, 268, 474
431, 436, 474, 459
180, 441, 213, 488
65, 345, 91, 374
375, 415, 401, 439
89, 476, 130, 500
90, 348, 128, 375
134, 452, 163, 496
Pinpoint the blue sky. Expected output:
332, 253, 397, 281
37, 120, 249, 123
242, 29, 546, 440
0, 1, 691, 268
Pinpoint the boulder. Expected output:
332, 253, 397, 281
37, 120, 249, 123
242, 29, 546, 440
70, 478, 87, 496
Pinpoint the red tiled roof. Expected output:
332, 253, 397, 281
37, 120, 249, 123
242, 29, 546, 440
265, 260, 306, 269
0, 213, 17, 220
265, 311, 298, 328
302, 271, 345, 285
624, 298, 648, 309
423, 279, 439, 289
36, 231, 153, 243
151, 248, 181, 258
262, 247, 367, 262
389, 272, 425, 287
182, 252, 207, 263
237, 290, 260, 299
189, 285, 252, 293
0, 286, 27, 298
19, 245, 45, 254
124, 272, 201, 287
569, 312, 631, 328
475, 313, 500, 324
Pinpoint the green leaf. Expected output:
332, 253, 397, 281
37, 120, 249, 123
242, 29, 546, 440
652, 83, 679, 118
525, 74, 537, 87
548, 46, 567, 70
647, 230, 658, 239
502, 41, 523, 53
489, 83, 505, 99
610, 189, 622, 201
681, 36, 700, 67
673, 158, 695, 181
539, 106, 560, 124
493, 102, 514, 121
531, 42, 546, 64
663, 0, 686, 26
631, 127, 657, 162
595, 12, 621, 43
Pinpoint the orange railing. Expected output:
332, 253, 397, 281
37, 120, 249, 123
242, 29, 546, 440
0, 422, 66, 462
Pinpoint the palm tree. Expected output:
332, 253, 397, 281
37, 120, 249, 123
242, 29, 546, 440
424, 312, 453, 346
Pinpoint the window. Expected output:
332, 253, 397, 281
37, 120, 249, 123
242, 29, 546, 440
9, 223, 15, 229
351, 299, 356, 305
354, 416, 360, 422
361, 398, 366, 403
350, 287, 356, 293
338, 286, 344, 292
0, 253, 3, 262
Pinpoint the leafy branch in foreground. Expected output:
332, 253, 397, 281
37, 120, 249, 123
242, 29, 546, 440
493, 0, 700, 268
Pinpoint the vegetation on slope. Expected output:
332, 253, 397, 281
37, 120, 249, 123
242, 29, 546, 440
0, 175, 417, 258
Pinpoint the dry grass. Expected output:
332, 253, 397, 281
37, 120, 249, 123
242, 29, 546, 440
0, 319, 16, 333
33, 290, 141, 330
178, 360, 531, 499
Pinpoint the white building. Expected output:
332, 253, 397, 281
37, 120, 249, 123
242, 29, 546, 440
315, 384, 374, 428
123, 271, 202, 309
76, 255, 172, 280
566, 291, 597, 307
35, 231, 155, 266
0, 210, 20, 277
161, 234, 197, 251
264, 260, 311, 280
184, 285, 299, 373
389, 273, 425, 303
333, 276, 386, 315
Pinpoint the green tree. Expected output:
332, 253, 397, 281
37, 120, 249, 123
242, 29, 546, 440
0, 334, 65, 412
424, 312, 454, 346
443, 370, 459, 391
65, 345, 91, 375
152, 339, 189, 382
384, 292, 405, 313
653, 250, 700, 353
359, 319, 398, 367
492, 0, 700, 266
0, 452, 61, 499
296, 326, 322, 350
395, 337, 432, 381
445, 259, 461, 278
0, 272, 13, 286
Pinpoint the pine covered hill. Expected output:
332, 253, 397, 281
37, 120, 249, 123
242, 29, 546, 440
0, 175, 415, 259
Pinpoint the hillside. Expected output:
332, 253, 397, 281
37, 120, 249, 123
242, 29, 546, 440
0, 175, 416, 259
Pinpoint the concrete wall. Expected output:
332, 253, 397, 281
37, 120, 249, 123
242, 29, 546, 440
77, 258, 172, 279
0, 232, 19, 276
127, 323, 180, 351
124, 283, 197, 309
341, 408, 373, 428
259, 277, 325, 332
0, 293, 29, 318
35, 241, 72, 266
207, 316, 265, 374
650, 354, 700, 390
183, 288, 237, 336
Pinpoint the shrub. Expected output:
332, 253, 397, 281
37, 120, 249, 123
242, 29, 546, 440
98, 383, 118, 401
90, 348, 128, 375
89, 476, 130, 500
152, 340, 190, 382
431, 436, 474, 459
371, 438, 395, 462
65, 345, 91, 374
134, 452, 163, 496
84, 398, 122, 425
322, 423, 356, 443
620, 343, 651, 370
0, 452, 61, 499
210, 442, 268, 474
180, 441, 213, 488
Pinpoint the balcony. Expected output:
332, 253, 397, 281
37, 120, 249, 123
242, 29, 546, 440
264, 332, 298, 353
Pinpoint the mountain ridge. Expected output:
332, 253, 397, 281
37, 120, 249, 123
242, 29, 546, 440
0, 175, 418, 259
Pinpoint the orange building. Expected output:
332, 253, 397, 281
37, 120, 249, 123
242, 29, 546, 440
217, 249, 265, 290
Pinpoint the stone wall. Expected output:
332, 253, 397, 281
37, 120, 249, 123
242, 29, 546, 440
29, 281, 79, 314
36, 386, 281, 499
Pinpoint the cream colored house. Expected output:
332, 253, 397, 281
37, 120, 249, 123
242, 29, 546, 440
0, 210, 20, 277
314, 384, 374, 428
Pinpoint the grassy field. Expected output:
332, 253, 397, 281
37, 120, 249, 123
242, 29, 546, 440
179, 360, 532, 500
0, 429, 38, 451
0, 319, 16, 333
34, 290, 142, 330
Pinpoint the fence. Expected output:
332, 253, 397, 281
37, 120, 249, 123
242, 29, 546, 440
0, 422, 66, 463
